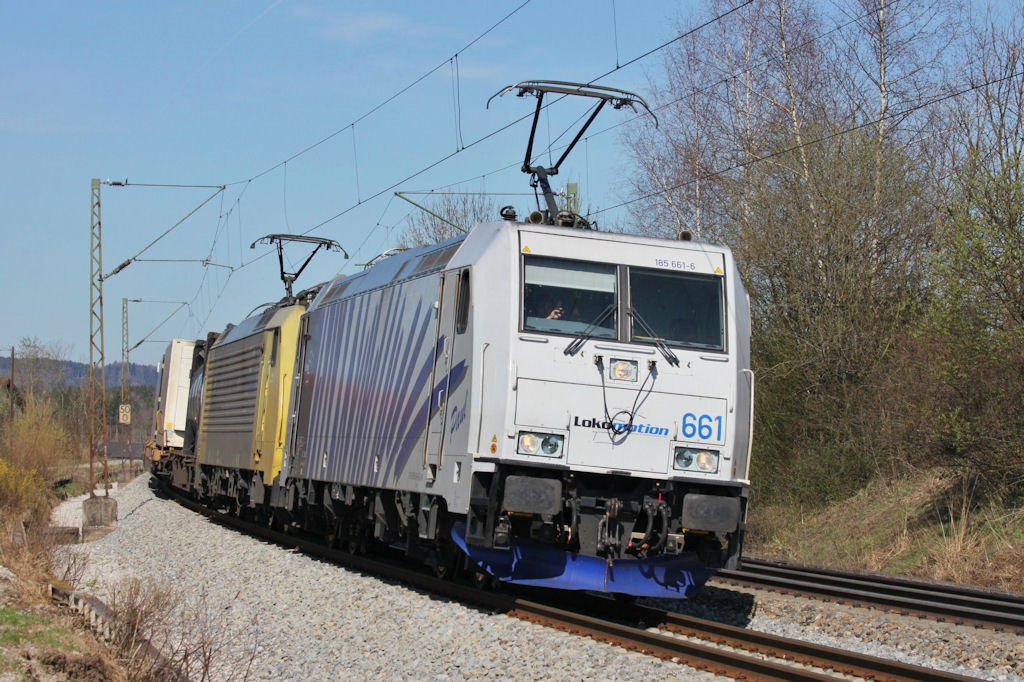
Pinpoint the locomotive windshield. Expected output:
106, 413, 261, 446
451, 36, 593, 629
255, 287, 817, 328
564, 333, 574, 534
521, 255, 726, 351
522, 256, 617, 337
629, 268, 725, 351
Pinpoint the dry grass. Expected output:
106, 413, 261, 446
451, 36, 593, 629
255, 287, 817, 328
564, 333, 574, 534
746, 468, 1024, 592
107, 578, 183, 680
0, 392, 88, 602
0, 391, 132, 679
0, 393, 80, 525
1, 524, 74, 603
747, 471, 948, 567
3, 378, 241, 680
0, 523, 125, 681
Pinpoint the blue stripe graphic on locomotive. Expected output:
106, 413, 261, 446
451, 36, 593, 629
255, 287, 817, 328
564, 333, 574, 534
384, 355, 468, 481
301, 284, 467, 486
304, 291, 439, 482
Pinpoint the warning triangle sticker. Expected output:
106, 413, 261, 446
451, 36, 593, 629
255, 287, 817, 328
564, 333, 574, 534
522, 246, 531, 253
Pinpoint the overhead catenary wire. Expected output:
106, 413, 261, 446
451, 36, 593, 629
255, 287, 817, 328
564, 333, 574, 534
182, 0, 760, 328
229, 0, 751, 248
611, 0, 621, 69
328, 1, 759, 224
276, 2, 756, 240
591, 66, 1024, 217
103, 184, 225, 280
226, 0, 534, 188
398, 191, 539, 196
135, 258, 234, 270
205, 1, 752, 278
446, 0, 904, 207
283, 161, 290, 232
129, 302, 190, 352
164, 1, 760, 339
114, 2, 805, 349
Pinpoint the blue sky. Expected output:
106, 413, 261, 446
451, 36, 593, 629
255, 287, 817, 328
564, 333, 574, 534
0, 1, 690, 367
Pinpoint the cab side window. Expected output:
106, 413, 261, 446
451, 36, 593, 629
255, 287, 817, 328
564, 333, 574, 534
455, 269, 470, 334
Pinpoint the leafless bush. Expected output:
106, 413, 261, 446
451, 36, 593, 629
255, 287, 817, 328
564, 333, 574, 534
50, 544, 90, 589
107, 578, 259, 681
107, 578, 181, 680
0, 520, 70, 601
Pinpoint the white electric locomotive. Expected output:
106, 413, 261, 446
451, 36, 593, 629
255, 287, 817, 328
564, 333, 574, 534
278, 216, 751, 597
156, 82, 754, 598
274, 83, 753, 597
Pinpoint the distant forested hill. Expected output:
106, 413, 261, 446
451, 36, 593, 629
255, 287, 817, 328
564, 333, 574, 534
0, 356, 157, 388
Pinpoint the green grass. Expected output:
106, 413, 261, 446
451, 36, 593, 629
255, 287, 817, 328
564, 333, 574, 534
53, 479, 84, 499
0, 606, 71, 649
0, 603, 118, 681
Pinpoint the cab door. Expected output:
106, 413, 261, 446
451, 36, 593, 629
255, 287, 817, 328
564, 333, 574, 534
423, 269, 471, 475
423, 273, 456, 474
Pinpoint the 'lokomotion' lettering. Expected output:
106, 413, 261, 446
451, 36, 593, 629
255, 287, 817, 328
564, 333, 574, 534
572, 415, 669, 436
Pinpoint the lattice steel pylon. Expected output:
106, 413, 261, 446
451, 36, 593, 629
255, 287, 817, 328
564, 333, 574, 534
88, 178, 108, 497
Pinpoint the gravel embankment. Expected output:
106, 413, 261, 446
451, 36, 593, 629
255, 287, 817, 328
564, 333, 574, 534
59, 475, 715, 680
57, 475, 1024, 681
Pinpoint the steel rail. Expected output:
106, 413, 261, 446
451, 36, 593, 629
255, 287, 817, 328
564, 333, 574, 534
158, 482, 979, 680
544, 590, 979, 682
718, 557, 1024, 632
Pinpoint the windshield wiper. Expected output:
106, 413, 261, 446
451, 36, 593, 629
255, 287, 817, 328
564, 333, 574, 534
563, 303, 617, 356
629, 308, 680, 367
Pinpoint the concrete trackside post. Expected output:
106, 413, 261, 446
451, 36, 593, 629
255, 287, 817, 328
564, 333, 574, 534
82, 495, 118, 541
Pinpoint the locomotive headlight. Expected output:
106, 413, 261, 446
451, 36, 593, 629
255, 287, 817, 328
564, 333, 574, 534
541, 435, 561, 455
673, 447, 719, 473
610, 358, 638, 382
518, 433, 540, 454
517, 431, 564, 457
695, 450, 718, 472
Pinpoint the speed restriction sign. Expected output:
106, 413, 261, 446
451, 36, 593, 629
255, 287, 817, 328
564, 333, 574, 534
118, 403, 131, 425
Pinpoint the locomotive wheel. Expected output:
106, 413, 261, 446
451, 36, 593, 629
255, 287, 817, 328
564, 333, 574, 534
266, 511, 283, 532
471, 567, 497, 591
431, 550, 457, 580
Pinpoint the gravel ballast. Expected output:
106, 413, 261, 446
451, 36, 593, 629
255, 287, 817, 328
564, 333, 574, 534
61, 475, 715, 680
58, 475, 1024, 681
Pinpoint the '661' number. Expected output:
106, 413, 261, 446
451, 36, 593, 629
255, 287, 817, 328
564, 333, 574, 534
681, 413, 724, 442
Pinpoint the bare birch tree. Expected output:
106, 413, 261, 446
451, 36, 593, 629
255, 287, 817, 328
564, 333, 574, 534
625, 0, 957, 503
396, 193, 497, 249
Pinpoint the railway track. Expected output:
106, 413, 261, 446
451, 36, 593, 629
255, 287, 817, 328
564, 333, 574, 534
717, 557, 1024, 633
162, 484, 979, 680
